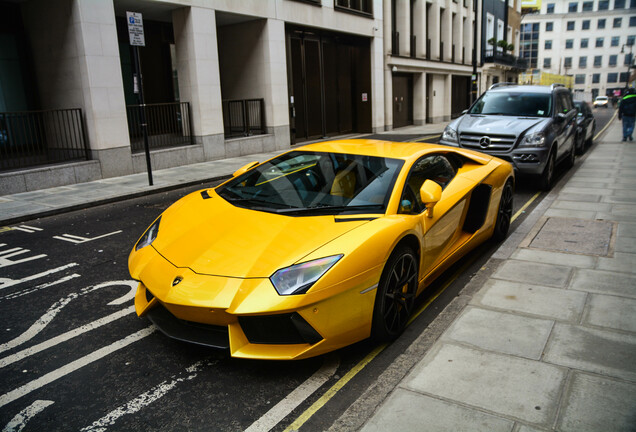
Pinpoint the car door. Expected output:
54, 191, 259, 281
397, 154, 467, 281
556, 92, 577, 157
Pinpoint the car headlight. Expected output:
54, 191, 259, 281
518, 132, 546, 148
270, 255, 343, 295
441, 126, 458, 144
135, 216, 161, 251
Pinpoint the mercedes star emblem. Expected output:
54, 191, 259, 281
479, 136, 491, 148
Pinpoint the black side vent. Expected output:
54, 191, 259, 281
201, 190, 212, 199
463, 184, 492, 233
239, 313, 323, 345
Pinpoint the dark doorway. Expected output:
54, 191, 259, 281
451, 75, 471, 119
426, 74, 433, 123
286, 27, 372, 144
392, 73, 413, 129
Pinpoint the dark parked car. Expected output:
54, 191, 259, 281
573, 100, 596, 155
440, 83, 578, 190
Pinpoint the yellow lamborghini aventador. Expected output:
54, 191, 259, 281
129, 139, 514, 360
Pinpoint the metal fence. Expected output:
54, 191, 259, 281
223, 99, 266, 138
0, 108, 89, 172
126, 102, 193, 153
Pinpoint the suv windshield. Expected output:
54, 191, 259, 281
469, 92, 553, 117
217, 151, 404, 215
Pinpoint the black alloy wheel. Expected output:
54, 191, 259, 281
539, 150, 556, 191
492, 179, 514, 242
372, 246, 418, 342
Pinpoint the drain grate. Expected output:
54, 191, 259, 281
529, 218, 615, 256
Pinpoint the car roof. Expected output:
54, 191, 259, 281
488, 85, 555, 94
595, 96, 608, 99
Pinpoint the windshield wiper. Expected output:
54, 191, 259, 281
276, 204, 385, 215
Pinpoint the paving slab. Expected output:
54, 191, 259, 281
492, 260, 572, 288
528, 218, 614, 256
473, 279, 587, 322
582, 294, 636, 333
360, 389, 514, 432
569, 268, 636, 298
556, 372, 636, 432
596, 252, 636, 273
511, 249, 598, 269
403, 343, 566, 426
543, 323, 636, 381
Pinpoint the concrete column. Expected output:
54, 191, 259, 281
173, 6, 224, 160
444, 73, 452, 121
413, 0, 427, 58
371, 28, 386, 133
441, 3, 453, 61
396, 0, 410, 56
384, 0, 393, 131
413, 72, 427, 125
23, 0, 133, 178
428, 2, 440, 60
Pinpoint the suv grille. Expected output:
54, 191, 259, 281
460, 133, 517, 151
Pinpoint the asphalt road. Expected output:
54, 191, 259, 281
0, 108, 614, 431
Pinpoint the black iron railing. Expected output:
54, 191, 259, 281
223, 99, 266, 138
484, 50, 528, 70
126, 102, 193, 153
0, 108, 89, 172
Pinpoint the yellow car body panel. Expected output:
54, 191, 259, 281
128, 139, 514, 360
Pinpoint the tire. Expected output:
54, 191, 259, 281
575, 132, 584, 155
539, 150, 556, 191
492, 179, 514, 242
564, 141, 576, 169
371, 245, 418, 342
586, 123, 595, 147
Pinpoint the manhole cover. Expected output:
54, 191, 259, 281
529, 218, 614, 256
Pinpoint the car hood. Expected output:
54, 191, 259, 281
456, 115, 546, 136
150, 190, 371, 278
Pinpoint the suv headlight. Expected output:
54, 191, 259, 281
441, 126, 458, 144
135, 216, 161, 251
519, 132, 546, 148
270, 255, 342, 295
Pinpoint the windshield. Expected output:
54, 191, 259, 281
469, 92, 552, 117
217, 151, 404, 215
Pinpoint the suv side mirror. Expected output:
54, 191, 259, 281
556, 112, 567, 122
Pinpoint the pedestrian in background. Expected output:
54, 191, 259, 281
618, 88, 636, 142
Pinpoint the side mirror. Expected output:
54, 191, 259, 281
233, 161, 259, 177
556, 112, 567, 122
420, 180, 442, 218
461, 109, 468, 115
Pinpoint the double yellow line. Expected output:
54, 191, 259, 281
284, 191, 541, 431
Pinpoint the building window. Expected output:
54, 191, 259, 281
582, 20, 590, 29
583, 0, 594, 9
575, 74, 586, 84
626, 53, 634, 65
544, 57, 552, 68
599, 0, 610, 9
566, 39, 574, 49
546, 3, 555, 12
631, 0, 636, 8
594, 55, 602, 66
569, 2, 578, 11
545, 40, 553, 49
621, 72, 630, 81
520, 22, 540, 69
581, 38, 589, 48
611, 36, 620, 46
608, 72, 618, 82
630, 16, 636, 26
579, 56, 587, 68
564, 57, 572, 68
596, 37, 604, 47
334, 0, 373, 15
546, 22, 554, 31
609, 54, 618, 66
614, 17, 623, 27
598, 18, 606, 29
592, 73, 600, 83
615, 0, 626, 7
567, 21, 575, 30
628, 35, 636, 45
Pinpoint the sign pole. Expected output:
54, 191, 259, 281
127, 11, 153, 186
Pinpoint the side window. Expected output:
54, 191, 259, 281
554, 94, 564, 115
559, 93, 573, 113
399, 155, 457, 214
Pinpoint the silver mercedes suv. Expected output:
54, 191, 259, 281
439, 83, 578, 190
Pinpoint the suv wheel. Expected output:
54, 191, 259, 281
539, 150, 555, 191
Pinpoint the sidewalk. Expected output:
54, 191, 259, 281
0, 123, 446, 226
336, 118, 636, 431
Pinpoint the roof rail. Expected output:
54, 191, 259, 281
550, 83, 565, 90
488, 82, 518, 90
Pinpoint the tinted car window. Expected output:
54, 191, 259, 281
469, 92, 552, 117
399, 155, 456, 214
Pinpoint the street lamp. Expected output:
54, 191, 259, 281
620, 42, 634, 91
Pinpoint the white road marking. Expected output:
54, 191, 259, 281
0, 274, 81, 302
52, 230, 123, 244
0, 263, 79, 291
244, 354, 340, 432
80, 361, 212, 432
11, 225, 43, 234
0, 245, 46, 269
0, 306, 136, 369
0, 281, 138, 354
0, 327, 155, 409
2, 399, 54, 432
